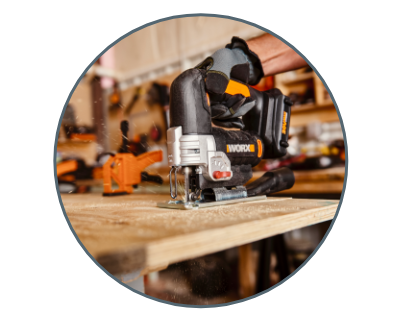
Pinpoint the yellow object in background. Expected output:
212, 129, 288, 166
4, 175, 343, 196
330, 147, 339, 155
320, 145, 330, 156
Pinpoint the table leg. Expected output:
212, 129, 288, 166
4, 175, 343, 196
256, 238, 272, 293
238, 244, 256, 299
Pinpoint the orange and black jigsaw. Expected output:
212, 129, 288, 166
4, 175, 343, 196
158, 69, 295, 209
103, 121, 163, 196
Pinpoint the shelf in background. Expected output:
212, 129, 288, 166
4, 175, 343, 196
316, 100, 335, 107
57, 139, 96, 145
275, 67, 338, 126
249, 167, 344, 195
277, 180, 343, 194
290, 103, 339, 127
57, 139, 98, 166
69, 133, 96, 142
281, 72, 314, 85
291, 101, 334, 113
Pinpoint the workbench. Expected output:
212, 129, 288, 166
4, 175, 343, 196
61, 194, 339, 286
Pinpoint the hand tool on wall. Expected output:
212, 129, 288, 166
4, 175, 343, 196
103, 120, 163, 196
147, 82, 170, 129
126, 134, 149, 156
157, 68, 295, 210
109, 82, 122, 112
124, 87, 143, 115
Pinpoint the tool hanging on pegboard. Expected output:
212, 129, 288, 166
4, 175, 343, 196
147, 82, 170, 129
124, 87, 144, 115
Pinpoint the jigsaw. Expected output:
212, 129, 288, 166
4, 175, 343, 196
157, 68, 295, 210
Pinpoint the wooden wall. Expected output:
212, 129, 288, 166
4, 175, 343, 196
68, 80, 93, 127
114, 17, 264, 76
107, 72, 178, 152
63, 17, 266, 160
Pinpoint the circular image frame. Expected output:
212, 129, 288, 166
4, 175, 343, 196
53, 13, 348, 308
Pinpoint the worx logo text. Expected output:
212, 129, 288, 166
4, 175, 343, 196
226, 144, 255, 153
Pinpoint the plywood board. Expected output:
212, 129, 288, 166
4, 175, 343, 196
61, 194, 338, 276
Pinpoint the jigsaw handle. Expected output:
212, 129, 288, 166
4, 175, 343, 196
169, 69, 212, 135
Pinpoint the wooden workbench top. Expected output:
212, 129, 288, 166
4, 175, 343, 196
61, 194, 339, 276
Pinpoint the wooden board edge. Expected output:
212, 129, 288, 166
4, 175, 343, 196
144, 204, 338, 268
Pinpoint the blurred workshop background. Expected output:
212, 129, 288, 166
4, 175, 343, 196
57, 17, 345, 305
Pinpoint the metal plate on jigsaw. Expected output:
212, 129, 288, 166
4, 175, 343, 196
157, 195, 267, 210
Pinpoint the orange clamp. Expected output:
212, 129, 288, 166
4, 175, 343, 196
102, 150, 163, 196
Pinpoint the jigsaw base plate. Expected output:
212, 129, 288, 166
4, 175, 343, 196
157, 195, 267, 210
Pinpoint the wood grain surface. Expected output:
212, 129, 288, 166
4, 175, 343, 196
61, 194, 339, 275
